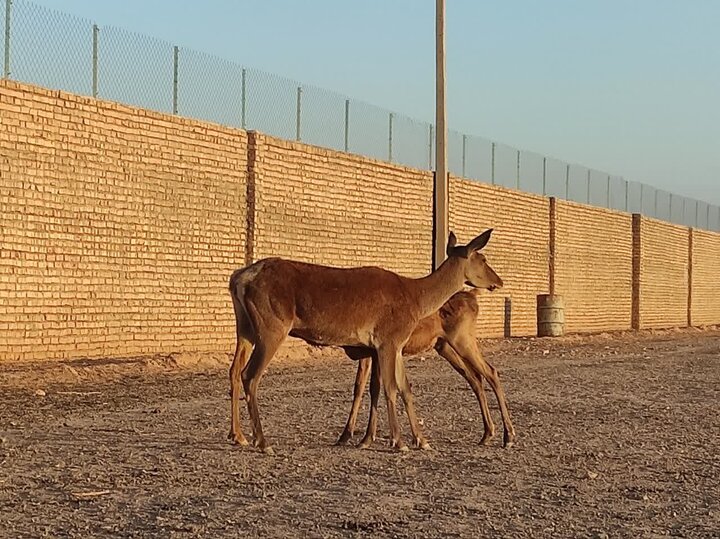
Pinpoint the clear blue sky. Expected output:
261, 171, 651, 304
30, 0, 720, 205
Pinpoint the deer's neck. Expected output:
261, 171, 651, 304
411, 257, 467, 318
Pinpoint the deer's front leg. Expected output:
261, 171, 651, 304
376, 346, 408, 452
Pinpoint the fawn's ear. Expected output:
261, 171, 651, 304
467, 229, 493, 252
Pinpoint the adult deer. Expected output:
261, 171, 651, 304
336, 288, 515, 449
228, 230, 501, 454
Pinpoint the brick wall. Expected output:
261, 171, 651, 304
637, 217, 689, 329
554, 201, 634, 333
2, 80, 719, 362
251, 133, 433, 276
690, 229, 720, 326
449, 178, 549, 337
0, 81, 249, 361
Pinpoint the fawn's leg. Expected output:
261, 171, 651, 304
337, 357, 372, 445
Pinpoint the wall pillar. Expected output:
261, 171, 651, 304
631, 213, 642, 330
548, 197, 557, 295
245, 131, 261, 266
688, 228, 694, 327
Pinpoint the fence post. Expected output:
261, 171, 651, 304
428, 125, 433, 169
491, 142, 496, 185
461, 134, 467, 177
241, 68, 246, 129
653, 187, 658, 219
344, 99, 349, 152
669, 193, 674, 221
542, 157, 547, 196
586, 169, 591, 204
606, 174, 611, 208
388, 112, 394, 161
565, 164, 570, 200
515, 150, 520, 189
172, 45, 179, 114
91, 24, 99, 97
624, 179, 629, 212
4, 0, 11, 79
295, 86, 302, 141
682, 197, 686, 225
706, 203, 710, 231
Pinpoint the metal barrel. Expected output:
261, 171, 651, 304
537, 294, 564, 337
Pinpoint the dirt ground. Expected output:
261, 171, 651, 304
1, 328, 719, 538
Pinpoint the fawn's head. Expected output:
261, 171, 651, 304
446, 229, 503, 291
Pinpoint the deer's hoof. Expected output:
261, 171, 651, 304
335, 432, 353, 446
392, 440, 409, 452
358, 438, 373, 450
503, 431, 516, 448
228, 432, 250, 446
414, 437, 431, 450
479, 434, 495, 446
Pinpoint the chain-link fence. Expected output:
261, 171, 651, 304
3, 0, 718, 231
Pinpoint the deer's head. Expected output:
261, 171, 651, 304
446, 229, 504, 292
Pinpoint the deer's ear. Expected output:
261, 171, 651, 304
445, 231, 458, 256
445, 231, 457, 256
446, 231, 470, 258
468, 229, 493, 252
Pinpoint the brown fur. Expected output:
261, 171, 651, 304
336, 289, 515, 448
228, 230, 503, 453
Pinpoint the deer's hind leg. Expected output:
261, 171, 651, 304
229, 297, 254, 446
450, 333, 516, 447
435, 339, 496, 445
241, 320, 289, 455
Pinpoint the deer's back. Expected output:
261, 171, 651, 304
235, 258, 420, 347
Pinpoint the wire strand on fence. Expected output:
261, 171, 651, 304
2, 0, 718, 231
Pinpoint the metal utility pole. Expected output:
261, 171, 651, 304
433, 0, 448, 270
4, 0, 11, 79
92, 24, 99, 97
172, 46, 179, 114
